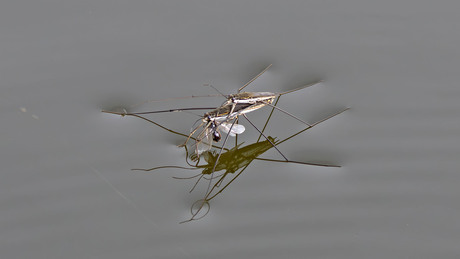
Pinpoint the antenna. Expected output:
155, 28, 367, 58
203, 84, 227, 99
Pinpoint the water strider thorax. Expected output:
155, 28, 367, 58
204, 92, 276, 121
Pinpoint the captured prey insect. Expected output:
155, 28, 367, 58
128, 107, 348, 223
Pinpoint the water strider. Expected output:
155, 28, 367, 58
106, 65, 320, 157
102, 64, 349, 222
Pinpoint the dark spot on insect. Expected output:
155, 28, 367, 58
212, 130, 221, 142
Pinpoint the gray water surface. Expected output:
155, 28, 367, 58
1, 1, 460, 258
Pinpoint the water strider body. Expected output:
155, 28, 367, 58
209, 92, 277, 119
189, 84, 319, 156
190, 91, 277, 154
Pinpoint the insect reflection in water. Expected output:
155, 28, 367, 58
123, 107, 348, 223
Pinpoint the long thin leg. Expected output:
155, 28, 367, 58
180, 199, 210, 223
256, 80, 322, 127
278, 80, 322, 96
192, 121, 213, 154
241, 114, 288, 161
128, 94, 224, 109
276, 107, 350, 146
103, 111, 192, 139
106, 111, 230, 152
254, 81, 321, 142
204, 84, 228, 98
238, 64, 272, 92
207, 119, 237, 185
102, 107, 216, 115
182, 121, 207, 149
256, 96, 280, 142
262, 101, 312, 126
253, 157, 340, 167
132, 165, 199, 171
